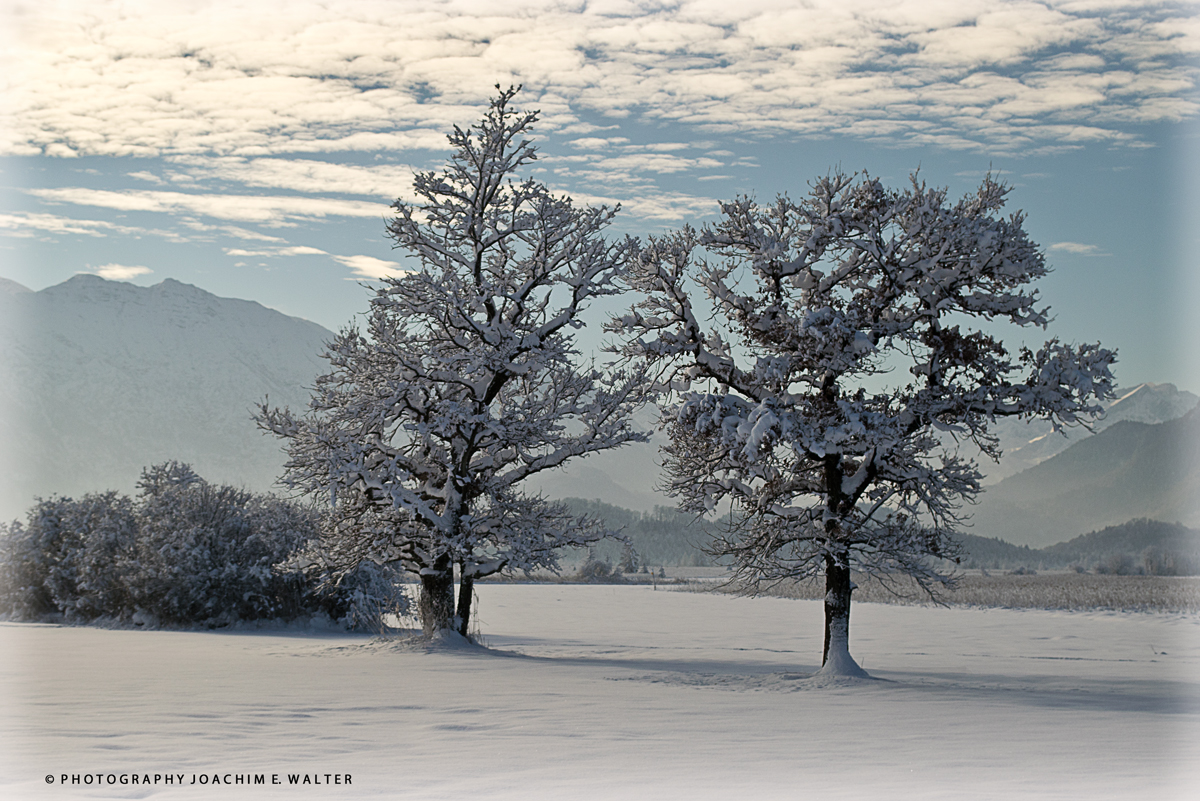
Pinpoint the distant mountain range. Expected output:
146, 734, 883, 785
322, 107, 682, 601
981, 382, 1198, 482
965, 407, 1200, 547
536, 382, 1200, 522
3, 275, 1197, 556
553, 502, 1200, 574
0, 275, 331, 521
0, 274, 672, 520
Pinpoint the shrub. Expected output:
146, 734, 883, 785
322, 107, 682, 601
1097, 552, 1138, 576
617, 543, 639, 574
707, 571, 1200, 613
128, 478, 314, 625
576, 558, 616, 581
0, 463, 409, 629
0, 518, 54, 619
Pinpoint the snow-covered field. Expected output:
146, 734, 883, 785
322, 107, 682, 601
3, 585, 1199, 800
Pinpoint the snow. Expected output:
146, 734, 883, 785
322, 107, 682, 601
3, 585, 1198, 800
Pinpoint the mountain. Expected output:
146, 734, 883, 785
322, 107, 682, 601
0, 274, 670, 522
1040, 519, 1200, 574
4, 273, 1195, 544
0, 275, 333, 522
965, 407, 1200, 547
0, 277, 32, 295
532, 383, 1200, 513
981, 382, 1198, 482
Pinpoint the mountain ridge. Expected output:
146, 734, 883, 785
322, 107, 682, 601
0, 275, 334, 521
4, 274, 1197, 546
965, 407, 1200, 547
982, 381, 1197, 481
0, 277, 31, 294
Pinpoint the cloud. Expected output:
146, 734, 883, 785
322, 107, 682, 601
169, 157, 421, 200
225, 245, 328, 257
0, 211, 189, 241
2, 0, 1194, 163
568, 137, 631, 150
26, 187, 390, 224
551, 150, 725, 176
127, 171, 165, 184
331, 254, 407, 279
1049, 241, 1107, 255
89, 263, 153, 280
2, 0, 1196, 250
179, 222, 287, 242
0, 212, 125, 238
563, 188, 720, 221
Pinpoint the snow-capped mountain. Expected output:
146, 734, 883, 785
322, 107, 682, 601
980, 382, 1198, 482
0, 277, 31, 296
0, 275, 333, 522
0, 274, 671, 522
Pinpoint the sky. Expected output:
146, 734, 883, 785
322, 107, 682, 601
2, 0, 1198, 393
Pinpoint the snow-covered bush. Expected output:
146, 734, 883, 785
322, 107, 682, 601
617, 543, 639, 573
0, 463, 409, 628
0, 492, 139, 621
1096, 552, 1138, 576
317, 561, 410, 632
50, 492, 139, 620
128, 474, 316, 625
0, 519, 53, 619
1140, 546, 1194, 576
576, 558, 616, 581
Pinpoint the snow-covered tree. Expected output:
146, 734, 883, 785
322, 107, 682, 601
257, 87, 649, 638
610, 171, 1116, 675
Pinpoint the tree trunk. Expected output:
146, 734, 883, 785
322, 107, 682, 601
455, 571, 475, 638
819, 551, 868, 677
418, 553, 455, 637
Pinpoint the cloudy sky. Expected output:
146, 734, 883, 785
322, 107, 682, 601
2, 0, 1198, 391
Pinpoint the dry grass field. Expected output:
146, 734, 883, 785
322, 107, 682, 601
702, 572, 1200, 613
